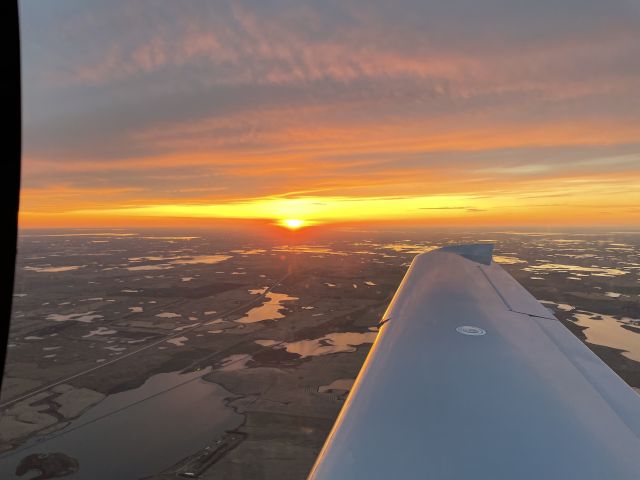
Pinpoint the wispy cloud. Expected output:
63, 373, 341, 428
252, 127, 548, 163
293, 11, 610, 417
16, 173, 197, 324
18, 0, 640, 226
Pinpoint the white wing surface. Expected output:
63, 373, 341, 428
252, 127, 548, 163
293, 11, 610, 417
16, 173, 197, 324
309, 245, 640, 479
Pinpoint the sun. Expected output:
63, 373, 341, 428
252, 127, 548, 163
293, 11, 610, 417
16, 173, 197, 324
279, 219, 306, 230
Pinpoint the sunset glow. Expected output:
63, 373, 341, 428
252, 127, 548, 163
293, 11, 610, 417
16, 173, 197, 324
279, 219, 306, 230
17, 1, 640, 229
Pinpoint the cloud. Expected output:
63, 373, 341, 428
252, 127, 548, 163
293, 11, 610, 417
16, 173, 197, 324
17, 0, 640, 226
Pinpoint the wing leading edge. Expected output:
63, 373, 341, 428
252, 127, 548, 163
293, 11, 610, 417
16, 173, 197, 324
308, 244, 640, 479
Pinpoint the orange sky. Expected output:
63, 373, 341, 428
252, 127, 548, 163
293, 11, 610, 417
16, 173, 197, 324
18, 1, 640, 229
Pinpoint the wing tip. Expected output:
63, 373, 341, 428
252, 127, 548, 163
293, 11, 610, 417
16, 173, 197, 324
436, 243, 494, 265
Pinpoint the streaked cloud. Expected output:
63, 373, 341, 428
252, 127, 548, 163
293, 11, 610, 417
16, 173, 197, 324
18, 0, 640, 226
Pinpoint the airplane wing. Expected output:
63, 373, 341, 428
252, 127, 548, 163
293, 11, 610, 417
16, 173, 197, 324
308, 245, 640, 479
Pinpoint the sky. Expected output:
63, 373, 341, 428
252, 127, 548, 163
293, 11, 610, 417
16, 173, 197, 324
18, 0, 640, 228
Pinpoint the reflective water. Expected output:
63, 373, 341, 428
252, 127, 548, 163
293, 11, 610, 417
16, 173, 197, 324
0, 368, 242, 479
318, 378, 355, 393
218, 354, 252, 371
236, 292, 298, 324
525, 263, 628, 277
571, 312, 640, 362
23, 266, 85, 273
281, 332, 378, 358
